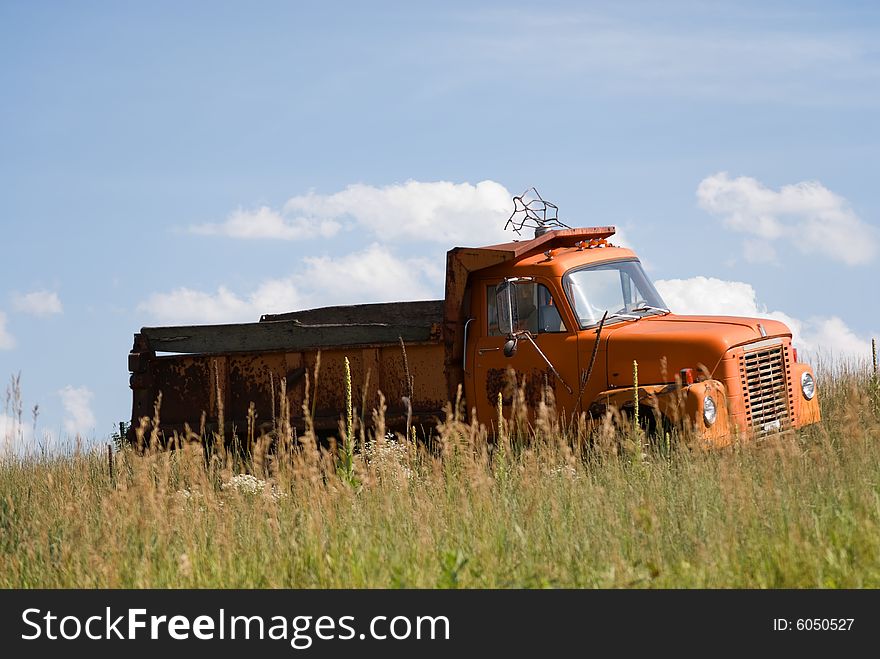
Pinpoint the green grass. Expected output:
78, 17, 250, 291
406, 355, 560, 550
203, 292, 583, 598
1, 364, 879, 588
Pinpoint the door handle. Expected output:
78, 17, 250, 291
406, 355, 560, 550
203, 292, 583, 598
478, 347, 500, 355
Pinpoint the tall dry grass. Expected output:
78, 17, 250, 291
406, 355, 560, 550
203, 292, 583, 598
1, 358, 879, 588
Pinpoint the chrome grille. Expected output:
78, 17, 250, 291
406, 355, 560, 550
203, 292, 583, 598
740, 342, 792, 434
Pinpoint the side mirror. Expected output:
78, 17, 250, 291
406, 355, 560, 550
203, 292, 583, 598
503, 338, 518, 357
495, 279, 518, 336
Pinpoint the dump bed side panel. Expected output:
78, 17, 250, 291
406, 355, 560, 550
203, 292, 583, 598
129, 299, 448, 442
130, 342, 446, 442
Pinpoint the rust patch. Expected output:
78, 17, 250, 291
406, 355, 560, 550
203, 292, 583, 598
486, 367, 515, 406
131, 340, 450, 443
486, 366, 555, 407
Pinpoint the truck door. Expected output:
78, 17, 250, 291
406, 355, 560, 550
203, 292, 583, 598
471, 279, 580, 428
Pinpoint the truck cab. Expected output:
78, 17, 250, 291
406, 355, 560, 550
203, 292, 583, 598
453, 228, 820, 445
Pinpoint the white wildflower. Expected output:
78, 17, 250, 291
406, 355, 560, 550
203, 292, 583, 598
364, 435, 414, 488
174, 487, 208, 512
178, 552, 193, 578
221, 473, 266, 494
221, 473, 288, 501
546, 464, 580, 480
175, 487, 205, 501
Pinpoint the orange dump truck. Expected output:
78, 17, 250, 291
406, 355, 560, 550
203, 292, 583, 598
127, 226, 820, 446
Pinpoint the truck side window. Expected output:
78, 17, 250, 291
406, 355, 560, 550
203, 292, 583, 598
487, 283, 565, 336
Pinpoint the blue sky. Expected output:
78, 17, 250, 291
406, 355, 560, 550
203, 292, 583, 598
1, 1, 878, 450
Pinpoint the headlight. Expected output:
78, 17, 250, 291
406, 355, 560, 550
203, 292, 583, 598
801, 372, 815, 400
703, 395, 717, 426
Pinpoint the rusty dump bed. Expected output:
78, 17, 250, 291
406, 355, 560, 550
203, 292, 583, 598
128, 300, 447, 441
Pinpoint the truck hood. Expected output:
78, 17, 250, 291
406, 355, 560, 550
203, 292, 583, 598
601, 314, 791, 388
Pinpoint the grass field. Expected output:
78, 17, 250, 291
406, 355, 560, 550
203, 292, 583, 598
2, 360, 879, 588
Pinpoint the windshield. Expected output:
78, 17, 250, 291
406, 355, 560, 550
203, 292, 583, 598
563, 259, 668, 328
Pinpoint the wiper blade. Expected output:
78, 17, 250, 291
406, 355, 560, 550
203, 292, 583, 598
581, 312, 641, 326
605, 312, 640, 321
630, 305, 670, 315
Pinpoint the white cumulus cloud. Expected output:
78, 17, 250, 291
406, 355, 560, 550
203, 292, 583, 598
0, 312, 13, 350
12, 290, 63, 316
189, 180, 517, 246
191, 206, 342, 241
137, 280, 303, 325
59, 385, 96, 437
283, 180, 513, 245
1, 413, 31, 454
655, 276, 873, 360
697, 172, 878, 265
137, 243, 441, 325
297, 243, 440, 304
